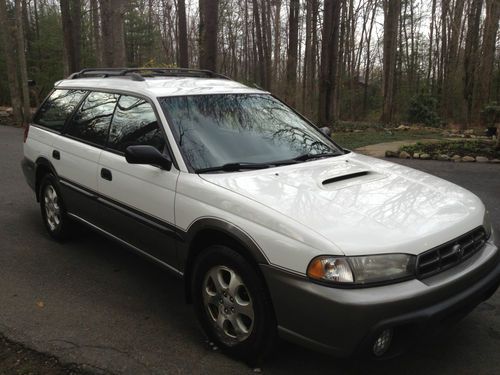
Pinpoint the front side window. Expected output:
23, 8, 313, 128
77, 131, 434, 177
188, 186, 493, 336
107, 95, 165, 153
34, 89, 87, 131
65, 92, 119, 146
159, 94, 342, 171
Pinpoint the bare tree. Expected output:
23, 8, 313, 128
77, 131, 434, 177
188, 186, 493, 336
100, 0, 126, 67
0, 0, 22, 124
286, 0, 299, 106
473, 0, 500, 120
177, 0, 188, 68
60, 0, 81, 74
381, 0, 401, 124
318, 0, 341, 126
199, 0, 219, 71
15, 0, 30, 122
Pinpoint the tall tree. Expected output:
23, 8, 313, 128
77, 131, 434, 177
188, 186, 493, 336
318, 0, 341, 126
100, 0, 126, 67
0, 0, 22, 124
199, 0, 219, 71
90, 0, 101, 66
473, 0, 500, 120
60, 0, 81, 75
15, 0, 30, 123
381, 0, 401, 123
286, 0, 299, 106
177, 0, 188, 68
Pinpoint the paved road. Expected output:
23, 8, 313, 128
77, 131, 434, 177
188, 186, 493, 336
1, 125, 499, 375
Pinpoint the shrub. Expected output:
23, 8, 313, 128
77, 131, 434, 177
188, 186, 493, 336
407, 94, 441, 127
480, 102, 500, 126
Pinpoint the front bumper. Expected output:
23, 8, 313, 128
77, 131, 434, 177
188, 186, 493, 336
261, 233, 500, 358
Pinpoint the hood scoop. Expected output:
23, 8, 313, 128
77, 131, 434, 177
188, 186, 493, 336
321, 170, 385, 190
322, 171, 370, 185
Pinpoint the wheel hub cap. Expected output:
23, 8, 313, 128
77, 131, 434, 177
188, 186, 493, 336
43, 185, 61, 231
203, 265, 254, 346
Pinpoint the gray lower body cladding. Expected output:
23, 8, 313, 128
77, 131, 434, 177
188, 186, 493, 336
261, 237, 500, 357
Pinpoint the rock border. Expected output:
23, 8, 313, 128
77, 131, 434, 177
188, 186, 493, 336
385, 150, 500, 164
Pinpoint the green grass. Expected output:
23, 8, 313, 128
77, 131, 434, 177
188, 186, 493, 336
332, 129, 445, 150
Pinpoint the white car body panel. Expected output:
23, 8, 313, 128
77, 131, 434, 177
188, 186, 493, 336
199, 152, 485, 268
97, 150, 179, 227
51, 133, 101, 191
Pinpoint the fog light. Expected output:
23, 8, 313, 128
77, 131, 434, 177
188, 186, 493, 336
373, 329, 393, 357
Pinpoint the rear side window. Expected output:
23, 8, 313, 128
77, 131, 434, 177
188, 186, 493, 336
107, 95, 165, 153
65, 92, 119, 146
34, 89, 87, 131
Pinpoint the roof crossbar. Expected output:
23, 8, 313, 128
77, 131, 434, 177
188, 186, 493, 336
67, 68, 231, 81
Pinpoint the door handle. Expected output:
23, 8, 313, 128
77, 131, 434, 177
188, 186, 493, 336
100, 168, 112, 181
52, 150, 60, 160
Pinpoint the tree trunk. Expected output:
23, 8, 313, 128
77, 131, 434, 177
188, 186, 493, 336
252, 0, 266, 87
381, 0, 401, 124
90, 0, 101, 66
463, 0, 483, 125
15, 0, 30, 123
473, 0, 500, 122
442, 0, 465, 120
199, 0, 219, 71
100, 0, 126, 67
0, 0, 23, 124
177, 0, 188, 68
286, 0, 299, 107
318, 0, 341, 126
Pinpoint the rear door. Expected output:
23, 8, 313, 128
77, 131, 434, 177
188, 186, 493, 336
52, 91, 119, 222
96, 95, 180, 269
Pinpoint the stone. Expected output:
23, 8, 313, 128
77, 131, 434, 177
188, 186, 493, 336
420, 153, 431, 160
490, 159, 500, 164
385, 150, 398, 158
413, 153, 420, 159
464, 129, 474, 135
475, 156, 489, 163
451, 155, 462, 162
462, 156, 475, 162
437, 154, 450, 161
398, 151, 411, 159
397, 125, 410, 131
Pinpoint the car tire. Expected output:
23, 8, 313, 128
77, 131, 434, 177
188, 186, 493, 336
191, 245, 277, 365
39, 174, 72, 241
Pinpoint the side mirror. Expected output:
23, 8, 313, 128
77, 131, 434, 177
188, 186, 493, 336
125, 145, 172, 171
319, 126, 332, 137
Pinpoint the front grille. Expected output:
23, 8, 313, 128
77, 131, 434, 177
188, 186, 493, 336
416, 227, 487, 279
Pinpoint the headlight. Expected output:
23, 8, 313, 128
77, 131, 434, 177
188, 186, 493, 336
307, 254, 416, 286
483, 210, 492, 239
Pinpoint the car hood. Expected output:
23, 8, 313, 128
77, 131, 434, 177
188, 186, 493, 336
199, 153, 485, 256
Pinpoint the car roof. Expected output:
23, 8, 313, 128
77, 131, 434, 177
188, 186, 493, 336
55, 76, 267, 98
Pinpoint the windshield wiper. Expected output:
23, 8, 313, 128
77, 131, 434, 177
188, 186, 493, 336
293, 152, 340, 162
196, 162, 271, 174
196, 159, 300, 174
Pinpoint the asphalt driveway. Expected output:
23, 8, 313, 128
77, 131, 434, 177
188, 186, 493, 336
1, 125, 499, 374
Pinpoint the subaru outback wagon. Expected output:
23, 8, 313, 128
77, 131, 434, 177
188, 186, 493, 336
22, 68, 500, 362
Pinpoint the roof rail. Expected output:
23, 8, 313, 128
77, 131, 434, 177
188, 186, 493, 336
67, 68, 231, 81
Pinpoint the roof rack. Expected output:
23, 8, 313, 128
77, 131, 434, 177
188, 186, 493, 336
67, 68, 231, 81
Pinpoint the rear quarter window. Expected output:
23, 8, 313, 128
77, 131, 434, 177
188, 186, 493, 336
33, 89, 87, 131
65, 92, 119, 146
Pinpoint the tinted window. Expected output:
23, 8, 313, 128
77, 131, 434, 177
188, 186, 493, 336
34, 90, 87, 131
159, 94, 341, 170
66, 92, 119, 145
107, 95, 165, 152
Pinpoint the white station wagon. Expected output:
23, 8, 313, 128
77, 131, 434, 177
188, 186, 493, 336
22, 68, 499, 363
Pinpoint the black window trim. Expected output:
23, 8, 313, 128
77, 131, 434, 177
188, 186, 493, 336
53, 86, 179, 171
158, 92, 346, 174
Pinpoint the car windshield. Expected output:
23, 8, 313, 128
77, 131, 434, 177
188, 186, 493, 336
158, 94, 343, 172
